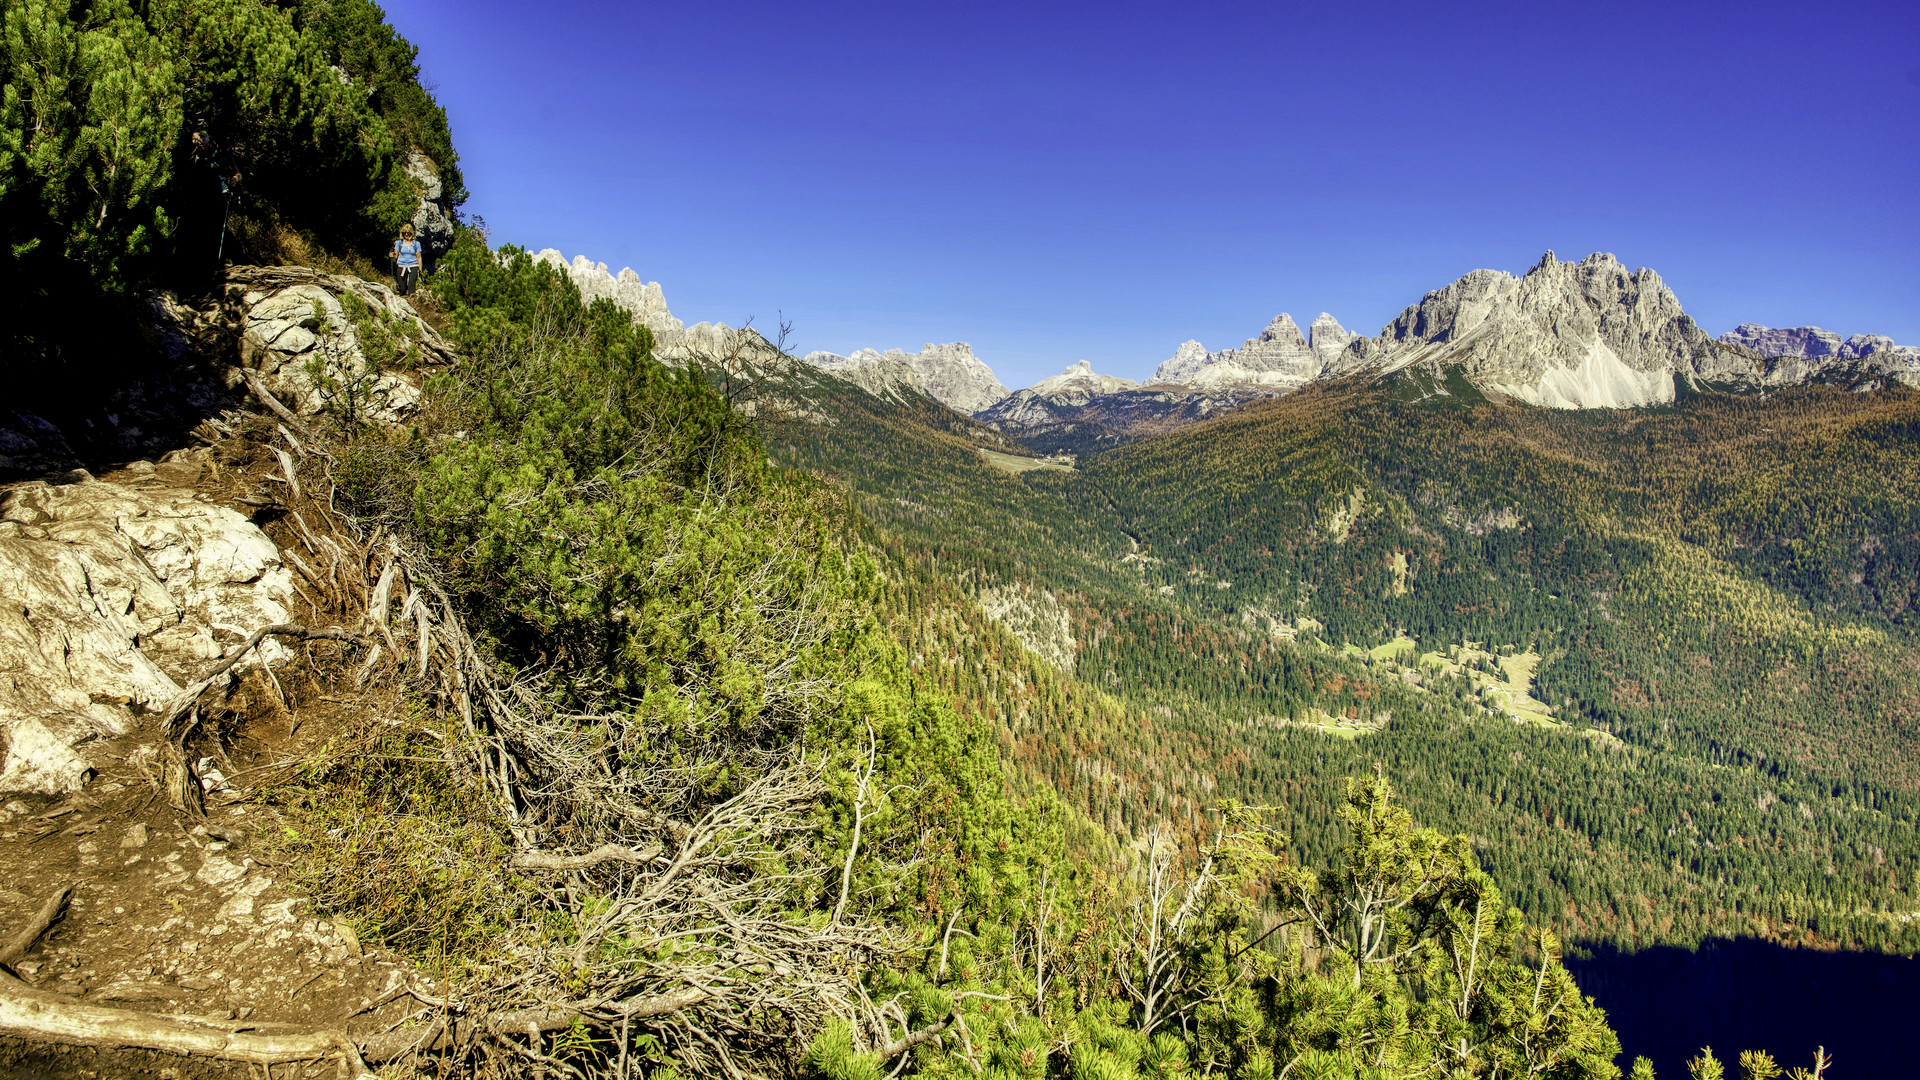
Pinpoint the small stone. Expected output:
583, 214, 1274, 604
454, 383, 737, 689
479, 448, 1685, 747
195, 855, 245, 887
121, 823, 148, 848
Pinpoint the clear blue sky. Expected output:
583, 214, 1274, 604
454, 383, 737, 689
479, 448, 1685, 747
385, 0, 1918, 390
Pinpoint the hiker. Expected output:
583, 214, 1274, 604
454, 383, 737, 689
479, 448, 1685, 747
189, 124, 241, 267
391, 222, 422, 297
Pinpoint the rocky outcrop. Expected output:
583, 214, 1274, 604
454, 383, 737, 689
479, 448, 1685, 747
1326, 252, 1719, 409
1328, 256, 1920, 401
1720, 324, 1845, 359
404, 150, 458, 259
803, 343, 1011, 414
528, 249, 794, 371
1025, 361, 1139, 402
978, 583, 1075, 673
0, 471, 293, 794
802, 351, 922, 403
229, 265, 453, 425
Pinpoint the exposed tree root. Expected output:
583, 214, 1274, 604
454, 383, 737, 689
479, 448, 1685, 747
0, 886, 72, 969
0, 983, 368, 1072
0, 885, 717, 1075
508, 843, 663, 871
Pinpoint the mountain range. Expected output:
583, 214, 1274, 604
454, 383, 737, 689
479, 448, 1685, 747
546, 247, 1918, 451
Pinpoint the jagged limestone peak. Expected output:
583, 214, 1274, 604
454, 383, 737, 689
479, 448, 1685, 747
802, 342, 1010, 414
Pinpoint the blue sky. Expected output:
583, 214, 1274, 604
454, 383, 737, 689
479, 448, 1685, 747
385, 0, 1918, 390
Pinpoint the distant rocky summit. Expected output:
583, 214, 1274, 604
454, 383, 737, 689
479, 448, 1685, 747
1148, 312, 1356, 394
1330, 251, 1719, 409
975, 361, 1139, 430
969, 252, 1920, 448
532, 250, 685, 343
1718, 324, 1918, 362
802, 343, 1010, 414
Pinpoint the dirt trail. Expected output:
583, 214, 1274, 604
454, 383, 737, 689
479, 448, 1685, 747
0, 455, 441, 1076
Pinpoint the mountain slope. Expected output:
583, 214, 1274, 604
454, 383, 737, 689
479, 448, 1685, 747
770, 366, 1920, 954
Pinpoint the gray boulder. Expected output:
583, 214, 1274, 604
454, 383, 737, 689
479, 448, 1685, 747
0, 475, 294, 794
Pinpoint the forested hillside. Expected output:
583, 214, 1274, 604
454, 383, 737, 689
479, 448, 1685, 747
773, 370, 1920, 957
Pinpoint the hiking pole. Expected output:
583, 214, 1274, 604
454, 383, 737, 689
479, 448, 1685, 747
216, 185, 233, 264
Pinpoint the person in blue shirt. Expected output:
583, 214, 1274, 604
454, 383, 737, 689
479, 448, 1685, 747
390, 223, 422, 297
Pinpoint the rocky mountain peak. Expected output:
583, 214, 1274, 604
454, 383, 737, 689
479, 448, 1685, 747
1028, 361, 1138, 399
1309, 313, 1355, 362
1334, 250, 1719, 408
1146, 309, 1343, 394
532, 250, 684, 343
802, 342, 1010, 414
1260, 313, 1307, 349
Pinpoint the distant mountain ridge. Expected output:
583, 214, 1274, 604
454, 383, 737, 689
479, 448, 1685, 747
1147, 311, 1357, 393
802, 343, 1010, 414
964, 252, 1920, 448
1719, 323, 1919, 362
544, 245, 1917, 442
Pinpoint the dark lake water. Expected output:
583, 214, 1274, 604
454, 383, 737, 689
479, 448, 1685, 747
1566, 937, 1920, 1077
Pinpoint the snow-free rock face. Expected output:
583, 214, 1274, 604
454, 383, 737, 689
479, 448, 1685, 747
1026, 360, 1139, 402
1328, 252, 1728, 409
975, 362, 1139, 428
802, 350, 922, 403
231, 265, 452, 425
1719, 324, 1845, 359
802, 343, 1010, 414
404, 150, 457, 259
532, 250, 685, 343
1718, 324, 1919, 363
1149, 312, 1359, 394
529, 250, 788, 368
0, 474, 294, 794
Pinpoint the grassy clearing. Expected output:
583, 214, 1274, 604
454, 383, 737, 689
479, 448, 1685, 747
1416, 642, 1560, 727
1368, 634, 1418, 662
1291, 706, 1374, 739
979, 447, 1074, 474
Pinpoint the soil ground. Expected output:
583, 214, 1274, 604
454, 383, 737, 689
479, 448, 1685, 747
0, 453, 440, 1076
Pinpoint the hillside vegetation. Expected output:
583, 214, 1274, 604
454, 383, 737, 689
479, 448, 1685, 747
773, 371, 1920, 957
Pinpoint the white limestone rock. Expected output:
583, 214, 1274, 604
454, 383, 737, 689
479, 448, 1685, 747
1329, 251, 1749, 408
1025, 360, 1139, 402
0, 478, 294, 794
1154, 340, 1212, 384
802, 343, 1010, 414
1719, 324, 1844, 359
1147, 312, 1346, 394
1310, 313, 1357, 365
977, 583, 1075, 674
530, 249, 686, 343
1712, 325, 1919, 389
1718, 324, 1918, 364
229, 266, 447, 425
1840, 333, 1918, 361
802, 350, 922, 404
403, 150, 456, 258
